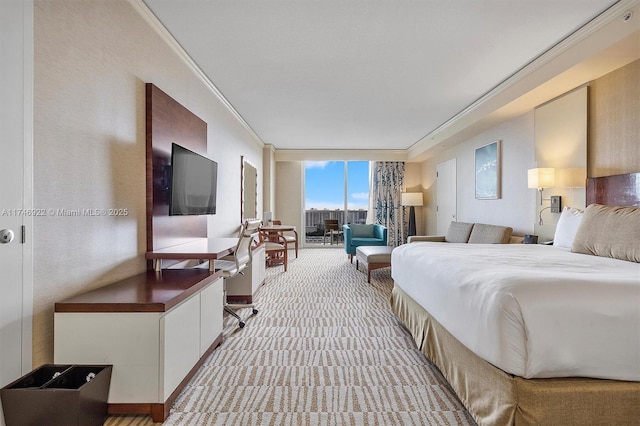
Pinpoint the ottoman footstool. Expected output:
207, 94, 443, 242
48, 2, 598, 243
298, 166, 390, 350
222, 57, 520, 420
355, 246, 393, 283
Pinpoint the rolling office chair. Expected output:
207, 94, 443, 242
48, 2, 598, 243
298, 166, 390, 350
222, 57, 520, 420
202, 219, 262, 328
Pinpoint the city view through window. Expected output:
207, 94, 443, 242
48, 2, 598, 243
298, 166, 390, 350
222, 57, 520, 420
305, 161, 369, 244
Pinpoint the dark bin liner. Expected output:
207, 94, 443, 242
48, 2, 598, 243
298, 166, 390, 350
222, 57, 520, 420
1, 364, 112, 426
3, 365, 72, 389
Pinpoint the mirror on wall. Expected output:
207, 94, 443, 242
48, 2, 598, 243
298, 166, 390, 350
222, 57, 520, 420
241, 156, 258, 221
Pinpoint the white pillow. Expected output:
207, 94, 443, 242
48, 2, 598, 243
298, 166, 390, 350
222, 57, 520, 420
553, 206, 584, 248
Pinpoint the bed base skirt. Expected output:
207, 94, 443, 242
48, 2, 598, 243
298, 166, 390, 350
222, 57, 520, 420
390, 285, 640, 426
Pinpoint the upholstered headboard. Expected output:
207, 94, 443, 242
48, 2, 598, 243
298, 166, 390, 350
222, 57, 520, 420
586, 172, 640, 207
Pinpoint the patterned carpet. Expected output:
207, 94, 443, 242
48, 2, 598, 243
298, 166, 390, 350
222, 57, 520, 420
106, 248, 475, 425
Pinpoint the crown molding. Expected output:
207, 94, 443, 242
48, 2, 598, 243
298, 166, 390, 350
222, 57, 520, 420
128, 0, 264, 148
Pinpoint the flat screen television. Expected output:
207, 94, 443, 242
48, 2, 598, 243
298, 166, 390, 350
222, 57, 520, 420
169, 143, 218, 216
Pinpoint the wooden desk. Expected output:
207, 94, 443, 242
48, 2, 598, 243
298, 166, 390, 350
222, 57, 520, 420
259, 224, 297, 242
145, 237, 238, 271
145, 235, 266, 305
260, 224, 296, 232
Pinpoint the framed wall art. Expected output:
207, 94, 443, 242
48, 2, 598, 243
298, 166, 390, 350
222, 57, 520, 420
475, 140, 501, 200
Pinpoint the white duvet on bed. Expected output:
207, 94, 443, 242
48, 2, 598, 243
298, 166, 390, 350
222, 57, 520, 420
391, 243, 640, 381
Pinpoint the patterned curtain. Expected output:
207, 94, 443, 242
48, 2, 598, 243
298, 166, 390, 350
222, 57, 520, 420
368, 161, 406, 247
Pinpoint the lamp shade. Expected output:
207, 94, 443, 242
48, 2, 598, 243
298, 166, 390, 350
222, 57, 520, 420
527, 168, 555, 189
401, 192, 423, 206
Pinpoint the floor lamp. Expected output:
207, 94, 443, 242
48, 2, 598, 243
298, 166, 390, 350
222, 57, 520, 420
401, 192, 423, 238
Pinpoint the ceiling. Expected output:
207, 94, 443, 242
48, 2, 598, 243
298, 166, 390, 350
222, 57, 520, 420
142, 0, 638, 157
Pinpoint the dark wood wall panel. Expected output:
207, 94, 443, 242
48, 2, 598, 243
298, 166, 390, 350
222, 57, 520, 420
146, 83, 207, 254
586, 172, 640, 207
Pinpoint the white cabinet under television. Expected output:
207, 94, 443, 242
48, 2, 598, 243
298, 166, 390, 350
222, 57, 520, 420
54, 269, 224, 422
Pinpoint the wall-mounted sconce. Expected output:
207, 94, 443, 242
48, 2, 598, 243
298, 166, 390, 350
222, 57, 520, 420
527, 168, 555, 205
401, 192, 423, 237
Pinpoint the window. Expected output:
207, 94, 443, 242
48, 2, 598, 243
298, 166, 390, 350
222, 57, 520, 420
304, 161, 369, 244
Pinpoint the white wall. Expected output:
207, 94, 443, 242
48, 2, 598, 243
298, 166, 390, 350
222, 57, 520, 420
421, 112, 536, 236
275, 161, 304, 242
32, 0, 262, 365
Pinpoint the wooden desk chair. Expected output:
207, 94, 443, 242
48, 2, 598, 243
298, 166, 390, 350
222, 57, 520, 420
259, 227, 288, 272
273, 220, 298, 258
323, 219, 342, 245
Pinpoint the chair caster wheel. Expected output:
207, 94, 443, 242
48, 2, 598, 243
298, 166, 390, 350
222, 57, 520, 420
238, 321, 246, 328
252, 308, 259, 315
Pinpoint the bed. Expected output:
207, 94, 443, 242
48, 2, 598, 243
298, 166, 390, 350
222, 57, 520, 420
390, 172, 640, 426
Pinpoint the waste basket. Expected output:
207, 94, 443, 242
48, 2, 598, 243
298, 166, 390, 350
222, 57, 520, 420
1, 364, 112, 426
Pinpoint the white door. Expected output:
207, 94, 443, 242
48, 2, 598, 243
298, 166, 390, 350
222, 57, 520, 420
436, 159, 457, 235
0, 0, 33, 413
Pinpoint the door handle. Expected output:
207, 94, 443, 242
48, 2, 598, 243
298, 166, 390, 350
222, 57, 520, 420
0, 229, 15, 244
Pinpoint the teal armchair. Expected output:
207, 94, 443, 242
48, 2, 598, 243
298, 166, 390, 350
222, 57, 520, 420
343, 223, 388, 262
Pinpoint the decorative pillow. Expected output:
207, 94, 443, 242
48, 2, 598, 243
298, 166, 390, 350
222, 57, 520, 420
350, 224, 374, 238
553, 206, 584, 249
571, 204, 640, 263
445, 222, 474, 243
468, 223, 512, 244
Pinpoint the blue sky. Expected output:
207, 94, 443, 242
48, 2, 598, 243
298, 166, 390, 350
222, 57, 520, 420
305, 161, 369, 210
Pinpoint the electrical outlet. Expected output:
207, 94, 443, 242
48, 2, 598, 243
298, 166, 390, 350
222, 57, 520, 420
550, 195, 562, 213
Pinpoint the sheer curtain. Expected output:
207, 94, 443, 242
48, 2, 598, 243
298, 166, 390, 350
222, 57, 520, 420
367, 161, 406, 247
